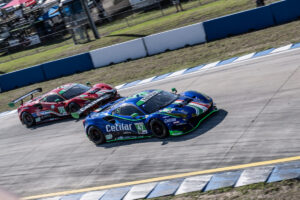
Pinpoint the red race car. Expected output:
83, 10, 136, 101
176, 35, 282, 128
8, 83, 119, 127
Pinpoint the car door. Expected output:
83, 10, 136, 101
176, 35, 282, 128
40, 94, 67, 117
109, 104, 149, 138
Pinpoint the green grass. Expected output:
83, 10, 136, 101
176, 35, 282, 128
0, 0, 279, 73
150, 179, 300, 200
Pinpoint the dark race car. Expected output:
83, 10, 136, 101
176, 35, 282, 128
79, 89, 218, 145
9, 83, 119, 127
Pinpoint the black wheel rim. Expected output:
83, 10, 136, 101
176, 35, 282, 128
152, 122, 164, 137
69, 105, 79, 113
89, 128, 102, 142
23, 113, 33, 125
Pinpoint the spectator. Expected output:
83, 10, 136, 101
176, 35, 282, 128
172, 0, 184, 12
256, 0, 265, 7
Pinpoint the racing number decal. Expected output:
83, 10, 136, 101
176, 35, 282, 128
58, 106, 67, 115
134, 122, 147, 134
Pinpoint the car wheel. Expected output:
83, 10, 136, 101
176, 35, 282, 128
87, 126, 106, 145
150, 119, 169, 139
21, 112, 35, 128
68, 102, 81, 113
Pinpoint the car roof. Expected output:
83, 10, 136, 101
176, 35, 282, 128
50, 83, 77, 94
98, 89, 160, 113
36, 83, 77, 100
122, 89, 161, 105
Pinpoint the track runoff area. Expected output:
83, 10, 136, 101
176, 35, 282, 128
0, 47, 300, 199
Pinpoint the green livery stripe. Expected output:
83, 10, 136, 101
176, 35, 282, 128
104, 108, 217, 142
159, 113, 181, 118
169, 130, 184, 136
107, 136, 152, 142
109, 115, 145, 121
169, 108, 218, 136
136, 100, 145, 106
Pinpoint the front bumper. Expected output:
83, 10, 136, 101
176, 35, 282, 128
169, 105, 218, 136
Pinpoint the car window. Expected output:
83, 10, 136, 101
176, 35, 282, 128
141, 91, 178, 113
43, 95, 64, 103
61, 84, 90, 100
112, 105, 144, 116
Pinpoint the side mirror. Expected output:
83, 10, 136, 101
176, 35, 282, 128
172, 88, 177, 94
131, 113, 139, 118
86, 82, 92, 87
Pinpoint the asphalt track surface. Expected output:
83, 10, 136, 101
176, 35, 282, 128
0, 48, 300, 198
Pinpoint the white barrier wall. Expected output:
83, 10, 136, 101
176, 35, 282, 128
90, 38, 147, 68
143, 22, 207, 56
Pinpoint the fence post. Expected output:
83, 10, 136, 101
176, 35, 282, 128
159, 2, 165, 16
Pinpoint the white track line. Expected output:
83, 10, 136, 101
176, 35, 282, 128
168, 69, 187, 78
201, 61, 220, 70
271, 44, 293, 54
234, 52, 256, 62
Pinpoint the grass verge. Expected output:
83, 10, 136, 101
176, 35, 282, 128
0, 1, 296, 113
151, 179, 300, 200
0, 0, 279, 73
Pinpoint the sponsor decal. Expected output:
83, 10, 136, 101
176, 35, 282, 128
134, 122, 148, 134
173, 99, 184, 104
106, 123, 133, 132
77, 94, 110, 115
96, 91, 104, 95
51, 105, 55, 109
58, 107, 67, 115
187, 102, 208, 115
164, 118, 177, 123
117, 136, 138, 140
105, 134, 113, 140
36, 110, 50, 116
35, 117, 41, 122
136, 90, 161, 106
160, 107, 175, 113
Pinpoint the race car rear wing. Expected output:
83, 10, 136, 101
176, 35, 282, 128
71, 89, 116, 119
8, 88, 42, 108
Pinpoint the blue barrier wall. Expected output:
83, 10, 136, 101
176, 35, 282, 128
42, 52, 94, 80
270, 0, 300, 24
0, 65, 45, 92
2, 1, 300, 93
203, 6, 275, 42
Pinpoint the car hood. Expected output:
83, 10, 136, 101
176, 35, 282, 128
157, 96, 212, 118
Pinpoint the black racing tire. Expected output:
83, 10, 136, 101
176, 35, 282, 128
67, 102, 81, 113
149, 119, 169, 139
21, 112, 35, 128
87, 126, 106, 145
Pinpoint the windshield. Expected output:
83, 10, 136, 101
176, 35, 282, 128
61, 84, 90, 100
140, 91, 178, 113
